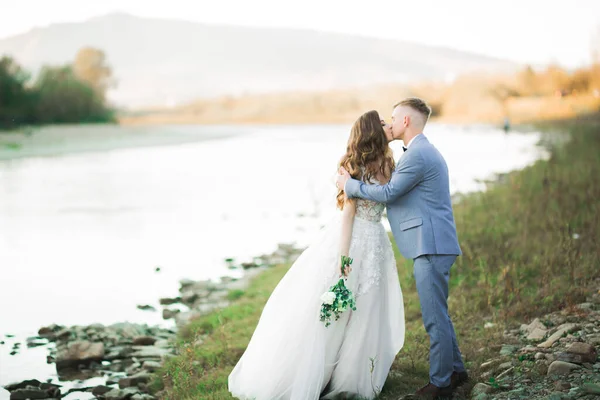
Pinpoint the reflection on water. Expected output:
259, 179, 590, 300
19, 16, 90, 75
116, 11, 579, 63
0, 123, 545, 385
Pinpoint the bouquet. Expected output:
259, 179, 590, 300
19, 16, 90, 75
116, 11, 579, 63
319, 256, 356, 327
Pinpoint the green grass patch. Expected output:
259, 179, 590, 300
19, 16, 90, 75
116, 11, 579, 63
226, 289, 245, 301
153, 116, 600, 399
3, 142, 21, 150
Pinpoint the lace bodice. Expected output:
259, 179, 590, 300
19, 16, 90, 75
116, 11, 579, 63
356, 199, 385, 222
355, 177, 385, 223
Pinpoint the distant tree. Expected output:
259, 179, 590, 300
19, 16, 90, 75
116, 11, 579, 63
73, 47, 114, 102
537, 65, 570, 95
517, 65, 539, 96
34, 65, 114, 124
489, 83, 520, 116
568, 68, 592, 93
0, 56, 36, 128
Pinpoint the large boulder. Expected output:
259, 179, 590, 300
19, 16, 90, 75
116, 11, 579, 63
547, 361, 580, 376
56, 341, 104, 369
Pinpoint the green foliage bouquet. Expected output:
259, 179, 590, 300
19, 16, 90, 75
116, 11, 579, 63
319, 256, 356, 327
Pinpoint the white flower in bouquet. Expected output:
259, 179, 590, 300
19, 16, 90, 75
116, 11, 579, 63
320, 291, 336, 305
319, 256, 357, 327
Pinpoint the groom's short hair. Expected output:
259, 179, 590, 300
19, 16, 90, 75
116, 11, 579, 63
394, 98, 432, 122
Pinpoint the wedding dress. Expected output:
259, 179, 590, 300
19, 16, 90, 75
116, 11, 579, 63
228, 186, 405, 399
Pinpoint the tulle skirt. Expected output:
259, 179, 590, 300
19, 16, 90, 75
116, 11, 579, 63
228, 217, 405, 399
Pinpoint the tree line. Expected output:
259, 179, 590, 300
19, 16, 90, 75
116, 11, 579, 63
0, 47, 115, 129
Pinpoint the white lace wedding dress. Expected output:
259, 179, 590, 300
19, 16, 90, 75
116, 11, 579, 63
228, 193, 405, 399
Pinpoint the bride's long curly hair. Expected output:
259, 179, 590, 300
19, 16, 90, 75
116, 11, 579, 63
336, 110, 395, 210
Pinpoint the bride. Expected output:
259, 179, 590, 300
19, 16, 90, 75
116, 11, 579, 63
228, 110, 405, 399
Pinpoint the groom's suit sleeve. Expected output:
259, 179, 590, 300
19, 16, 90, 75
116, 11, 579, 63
344, 150, 425, 204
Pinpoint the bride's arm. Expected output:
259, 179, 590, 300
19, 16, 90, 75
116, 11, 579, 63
339, 197, 356, 276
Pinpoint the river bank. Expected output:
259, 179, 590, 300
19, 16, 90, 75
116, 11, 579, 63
150, 114, 600, 399
0, 122, 558, 399
0, 245, 304, 400
0, 124, 245, 161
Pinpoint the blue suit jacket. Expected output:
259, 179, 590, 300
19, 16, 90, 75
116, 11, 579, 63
345, 134, 461, 260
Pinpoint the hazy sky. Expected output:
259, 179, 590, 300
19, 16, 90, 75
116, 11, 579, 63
1, 0, 599, 68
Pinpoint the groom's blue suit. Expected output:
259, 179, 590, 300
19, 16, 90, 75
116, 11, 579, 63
345, 133, 465, 388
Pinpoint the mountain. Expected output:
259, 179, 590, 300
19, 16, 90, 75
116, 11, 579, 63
0, 13, 516, 107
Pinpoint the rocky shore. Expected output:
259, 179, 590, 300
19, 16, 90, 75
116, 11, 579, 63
468, 280, 600, 400
1, 243, 304, 400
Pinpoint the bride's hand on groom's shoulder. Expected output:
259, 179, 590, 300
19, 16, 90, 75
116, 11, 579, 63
335, 167, 351, 190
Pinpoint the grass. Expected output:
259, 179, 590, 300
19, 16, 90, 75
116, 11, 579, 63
151, 115, 600, 399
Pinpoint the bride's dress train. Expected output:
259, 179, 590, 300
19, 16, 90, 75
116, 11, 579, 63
228, 197, 405, 399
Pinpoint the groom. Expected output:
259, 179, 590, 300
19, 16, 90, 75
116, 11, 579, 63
336, 98, 468, 398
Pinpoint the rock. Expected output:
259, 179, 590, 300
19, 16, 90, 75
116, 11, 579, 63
181, 291, 199, 306
519, 344, 539, 352
480, 359, 504, 371
534, 352, 546, 360
241, 262, 259, 269
4, 380, 43, 391
577, 302, 595, 311
497, 361, 512, 370
104, 345, 133, 361
103, 388, 141, 400
507, 388, 526, 396
538, 323, 579, 349
179, 278, 195, 289
174, 311, 203, 326
153, 339, 171, 348
26, 337, 49, 348
131, 395, 156, 400
54, 328, 72, 341
8, 389, 50, 399
159, 297, 181, 305
3, 380, 61, 399
162, 309, 180, 319
499, 344, 519, 355
126, 362, 142, 375
556, 352, 583, 364
136, 304, 156, 312
37, 325, 61, 340
521, 318, 547, 335
141, 360, 162, 371
129, 346, 171, 359
527, 327, 547, 341
565, 342, 597, 363
496, 366, 514, 379
555, 381, 571, 391
583, 383, 600, 395
547, 360, 581, 376
132, 336, 156, 346
91, 385, 113, 396
56, 341, 104, 369
471, 383, 494, 396
589, 336, 600, 345
118, 371, 152, 388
